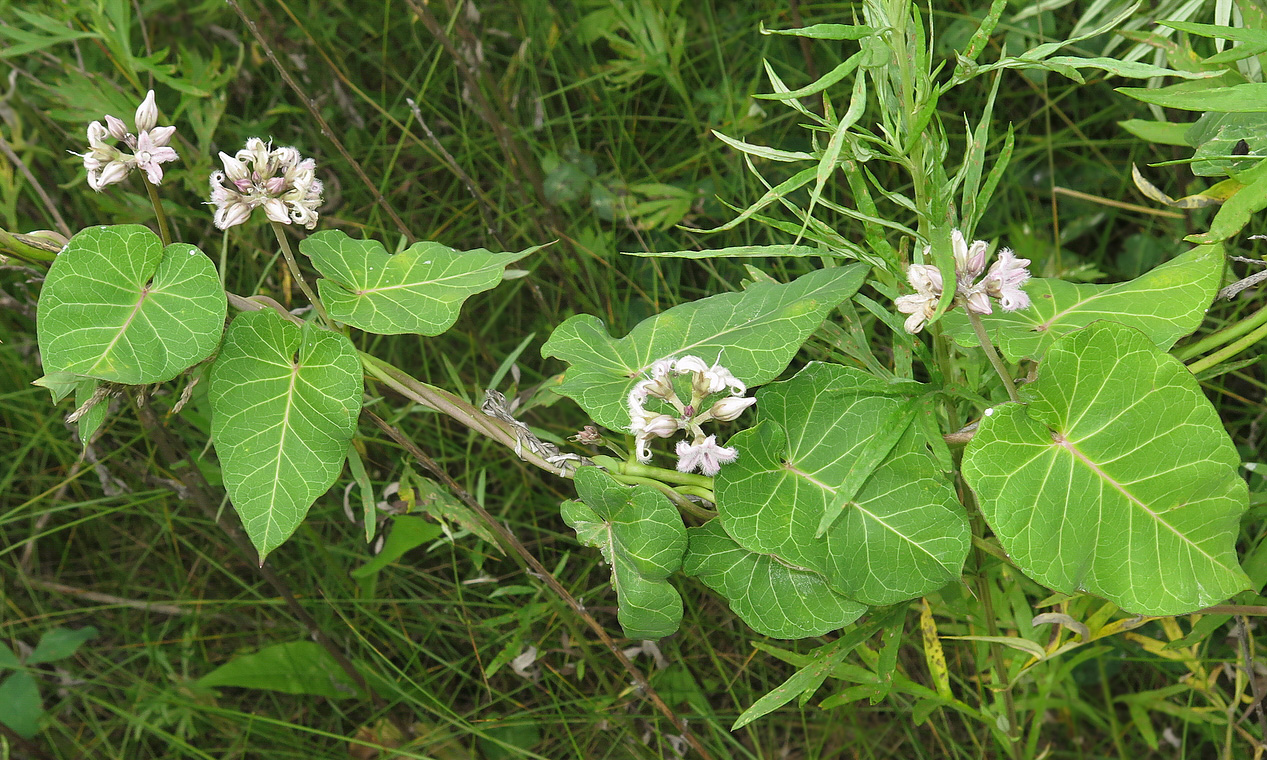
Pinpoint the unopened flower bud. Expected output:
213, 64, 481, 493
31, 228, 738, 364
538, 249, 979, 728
641, 414, 680, 438
708, 395, 756, 422
147, 125, 176, 147
219, 152, 250, 182
214, 201, 252, 230
134, 90, 159, 133
105, 114, 130, 141
569, 426, 603, 445
95, 161, 130, 190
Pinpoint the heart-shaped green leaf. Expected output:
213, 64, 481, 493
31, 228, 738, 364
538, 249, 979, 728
301, 230, 540, 335
542, 265, 867, 431
562, 467, 687, 639
963, 321, 1249, 615
209, 310, 362, 561
716, 364, 969, 606
944, 244, 1221, 362
683, 519, 866, 639
37, 224, 226, 383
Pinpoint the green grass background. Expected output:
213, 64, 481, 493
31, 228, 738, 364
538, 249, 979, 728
2, 0, 1266, 758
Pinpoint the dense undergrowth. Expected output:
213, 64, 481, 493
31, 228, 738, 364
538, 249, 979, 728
2, 1, 1266, 758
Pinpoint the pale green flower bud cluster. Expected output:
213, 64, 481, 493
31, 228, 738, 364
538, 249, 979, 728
627, 355, 755, 476
895, 229, 1032, 334
209, 138, 323, 230
75, 90, 179, 191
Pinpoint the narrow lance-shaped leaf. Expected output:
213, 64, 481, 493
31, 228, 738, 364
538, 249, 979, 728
542, 265, 866, 431
562, 467, 687, 639
683, 520, 866, 639
963, 321, 1250, 616
943, 244, 1221, 362
302, 230, 540, 336
196, 641, 363, 699
716, 364, 970, 606
37, 224, 226, 384
210, 310, 362, 561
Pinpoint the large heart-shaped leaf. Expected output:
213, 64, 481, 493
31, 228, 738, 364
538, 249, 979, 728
962, 321, 1249, 616
542, 265, 866, 430
683, 519, 866, 639
209, 310, 362, 560
562, 467, 687, 639
301, 230, 539, 336
716, 363, 969, 606
37, 224, 226, 383
944, 244, 1221, 362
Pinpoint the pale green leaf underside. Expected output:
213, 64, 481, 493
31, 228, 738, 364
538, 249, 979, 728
302, 230, 538, 335
717, 363, 969, 606
37, 224, 226, 384
562, 467, 686, 639
210, 310, 363, 560
963, 322, 1249, 616
684, 520, 866, 639
542, 265, 867, 431
944, 244, 1221, 362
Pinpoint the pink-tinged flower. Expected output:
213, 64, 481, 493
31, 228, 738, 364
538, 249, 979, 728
675, 435, 738, 476
895, 263, 943, 334
625, 354, 754, 473
208, 138, 324, 230
132, 129, 179, 185
73, 90, 180, 191
134, 90, 159, 134
893, 231, 1032, 332
951, 229, 988, 281
981, 249, 1032, 311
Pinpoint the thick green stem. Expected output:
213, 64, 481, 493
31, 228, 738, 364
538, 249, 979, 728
967, 310, 1021, 404
141, 176, 172, 246
269, 221, 331, 327
1186, 317, 1267, 376
607, 472, 716, 520
1175, 301, 1267, 362
617, 460, 713, 490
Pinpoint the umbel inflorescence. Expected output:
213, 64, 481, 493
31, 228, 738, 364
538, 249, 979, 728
209, 138, 323, 230
75, 90, 179, 191
628, 356, 755, 476
895, 229, 1032, 333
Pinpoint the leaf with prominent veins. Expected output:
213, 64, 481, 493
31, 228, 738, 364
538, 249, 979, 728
562, 467, 687, 639
943, 244, 1221, 362
542, 266, 867, 431
963, 321, 1249, 615
716, 363, 969, 605
37, 225, 225, 384
210, 310, 362, 560
302, 230, 540, 336
684, 519, 866, 639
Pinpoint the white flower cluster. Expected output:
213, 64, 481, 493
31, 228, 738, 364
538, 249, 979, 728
209, 138, 323, 230
895, 230, 1032, 334
76, 90, 179, 191
628, 355, 756, 477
